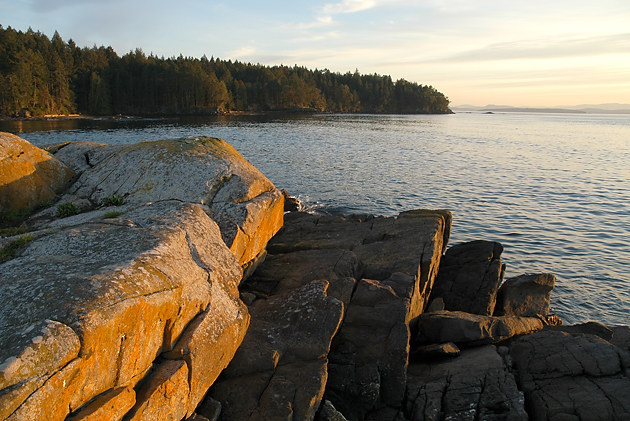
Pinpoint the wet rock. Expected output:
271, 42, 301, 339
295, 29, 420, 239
405, 345, 527, 421
430, 240, 505, 315
209, 281, 344, 421
509, 329, 630, 420
0, 132, 74, 216
281, 189, 302, 212
415, 310, 544, 346
494, 273, 555, 317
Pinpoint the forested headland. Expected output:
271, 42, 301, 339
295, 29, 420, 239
0, 26, 452, 117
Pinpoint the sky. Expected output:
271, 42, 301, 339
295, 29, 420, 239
2, 0, 630, 107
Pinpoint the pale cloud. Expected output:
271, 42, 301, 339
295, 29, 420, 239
228, 46, 256, 59
321, 0, 378, 14
295, 16, 336, 30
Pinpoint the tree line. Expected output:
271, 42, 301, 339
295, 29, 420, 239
0, 26, 452, 117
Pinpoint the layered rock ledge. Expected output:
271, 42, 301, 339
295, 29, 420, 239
1, 133, 628, 421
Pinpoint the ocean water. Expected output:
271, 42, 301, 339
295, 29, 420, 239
3, 112, 629, 326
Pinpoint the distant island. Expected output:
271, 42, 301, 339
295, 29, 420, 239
0, 26, 452, 118
452, 104, 630, 115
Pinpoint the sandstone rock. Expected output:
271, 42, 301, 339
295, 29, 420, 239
126, 360, 189, 421
405, 345, 527, 421
415, 310, 544, 346
67, 137, 284, 265
494, 273, 555, 317
0, 201, 245, 420
509, 330, 630, 420
326, 278, 410, 420
209, 281, 344, 421
0, 132, 74, 217
66, 387, 135, 421
430, 240, 505, 315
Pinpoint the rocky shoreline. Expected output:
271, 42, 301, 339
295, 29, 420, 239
1, 133, 629, 420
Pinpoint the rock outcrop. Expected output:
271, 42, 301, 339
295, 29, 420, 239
0, 132, 74, 218
0, 201, 249, 420
430, 240, 505, 315
2, 134, 629, 421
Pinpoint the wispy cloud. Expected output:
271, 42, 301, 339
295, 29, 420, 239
321, 0, 378, 14
432, 33, 630, 63
295, 16, 336, 30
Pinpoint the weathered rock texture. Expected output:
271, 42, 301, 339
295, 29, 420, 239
430, 240, 505, 315
0, 201, 249, 420
226, 209, 452, 421
0, 132, 74, 217
405, 345, 528, 421
209, 281, 344, 421
415, 310, 544, 346
509, 329, 630, 420
495, 273, 556, 317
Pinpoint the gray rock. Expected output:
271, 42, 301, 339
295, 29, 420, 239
509, 330, 630, 420
410, 342, 460, 360
48, 141, 108, 175
326, 278, 410, 420
405, 345, 527, 421
209, 281, 344, 421
66, 137, 284, 265
430, 240, 505, 315
415, 310, 544, 346
494, 273, 555, 317
317, 400, 348, 421
546, 321, 614, 341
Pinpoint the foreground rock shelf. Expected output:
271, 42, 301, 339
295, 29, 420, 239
1, 133, 629, 420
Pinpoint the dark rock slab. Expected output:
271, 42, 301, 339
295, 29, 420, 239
509, 330, 630, 420
430, 240, 505, 315
410, 342, 460, 361
494, 273, 555, 317
208, 281, 344, 421
545, 321, 614, 341
404, 345, 527, 421
325, 279, 410, 421
415, 311, 544, 346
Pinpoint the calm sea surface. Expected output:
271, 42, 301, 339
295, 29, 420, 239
3, 112, 629, 326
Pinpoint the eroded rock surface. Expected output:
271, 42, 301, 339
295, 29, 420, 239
405, 346, 527, 421
430, 240, 505, 315
0, 201, 248, 420
58, 137, 284, 265
209, 281, 344, 421
495, 273, 555, 317
509, 329, 630, 420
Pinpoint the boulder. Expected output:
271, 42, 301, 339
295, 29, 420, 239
209, 281, 344, 421
509, 330, 630, 420
430, 240, 505, 315
66, 137, 284, 265
494, 273, 555, 317
65, 387, 136, 421
0, 132, 74, 217
405, 345, 527, 421
415, 310, 544, 346
0, 201, 247, 420
325, 278, 410, 420
410, 342, 460, 361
